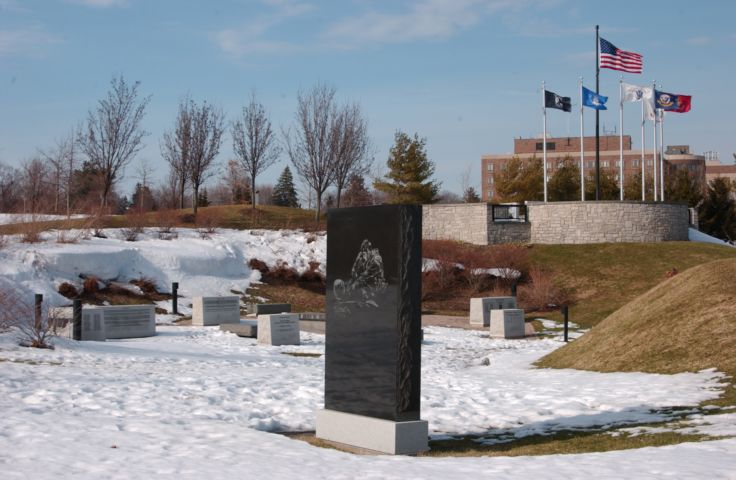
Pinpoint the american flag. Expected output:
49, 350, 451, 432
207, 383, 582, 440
599, 37, 643, 74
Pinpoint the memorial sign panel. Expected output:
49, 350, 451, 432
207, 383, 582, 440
469, 296, 517, 326
489, 308, 526, 339
257, 314, 299, 346
102, 305, 156, 339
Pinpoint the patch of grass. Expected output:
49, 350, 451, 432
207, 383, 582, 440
246, 284, 325, 313
422, 430, 716, 457
0, 357, 62, 366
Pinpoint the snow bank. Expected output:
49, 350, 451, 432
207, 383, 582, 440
0, 213, 87, 225
0, 228, 325, 308
689, 227, 734, 247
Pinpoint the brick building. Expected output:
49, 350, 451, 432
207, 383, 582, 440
705, 152, 736, 185
480, 135, 705, 201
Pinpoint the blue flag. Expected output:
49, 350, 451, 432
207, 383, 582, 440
582, 86, 608, 110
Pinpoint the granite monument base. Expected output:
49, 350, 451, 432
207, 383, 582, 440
469, 296, 517, 326
489, 308, 525, 339
257, 313, 300, 346
316, 409, 429, 455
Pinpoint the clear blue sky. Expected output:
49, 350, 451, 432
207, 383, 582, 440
1, 0, 734, 197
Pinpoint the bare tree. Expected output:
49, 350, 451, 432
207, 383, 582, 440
135, 160, 155, 210
161, 97, 193, 209
80, 75, 150, 208
331, 102, 371, 208
21, 157, 49, 214
39, 128, 78, 216
187, 100, 225, 215
232, 93, 281, 211
0, 163, 21, 212
283, 83, 337, 221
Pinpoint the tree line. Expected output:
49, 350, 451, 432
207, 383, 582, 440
0, 76, 453, 220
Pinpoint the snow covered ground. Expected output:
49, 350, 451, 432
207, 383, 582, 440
1, 325, 735, 479
1, 226, 736, 477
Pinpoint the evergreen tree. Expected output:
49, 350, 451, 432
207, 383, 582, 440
462, 186, 481, 203
585, 169, 619, 200
342, 174, 373, 207
131, 182, 156, 211
699, 177, 735, 242
197, 188, 210, 208
493, 156, 543, 202
373, 131, 440, 204
272, 166, 300, 208
666, 169, 703, 207
548, 156, 580, 201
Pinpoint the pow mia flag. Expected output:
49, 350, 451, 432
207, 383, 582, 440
544, 90, 571, 112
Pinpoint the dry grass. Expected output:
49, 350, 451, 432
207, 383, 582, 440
528, 242, 736, 328
246, 283, 325, 313
284, 430, 715, 457
538, 258, 736, 380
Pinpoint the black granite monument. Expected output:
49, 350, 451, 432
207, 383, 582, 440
324, 204, 422, 423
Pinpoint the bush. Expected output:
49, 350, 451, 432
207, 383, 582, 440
156, 210, 178, 240
58, 282, 79, 299
518, 265, 573, 311
130, 277, 158, 296
83, 276, 102, 294
196, 209, 221, 238
20, 221, 44, 243
0, 285, 54, 348
486, 244, 530, 288
264, 261, 299, 284
120, 227, 140, 242
299, 261, 324, 283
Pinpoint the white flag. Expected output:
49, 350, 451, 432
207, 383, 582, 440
622, 82, 655, 120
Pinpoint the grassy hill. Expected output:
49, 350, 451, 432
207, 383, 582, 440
538, 258, 736, 383
529, 242, 736, 328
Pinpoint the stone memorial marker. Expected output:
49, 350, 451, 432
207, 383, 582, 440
469, 296, 517, 326
102, 305, 156, 339
489, 308, 526, 339
316, 204, 428, 455
247, 303, 291, 316
257, 313, 300, 346
192, 296, 240, 326
220, 320, 258, 338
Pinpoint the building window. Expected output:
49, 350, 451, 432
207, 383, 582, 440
632, 160, 640, 167
536, 142, 556, 151
615, 160, 621, 167
487, 163, 494, 171
488, 176, 494, 184
646, 160, 653, 166
587, 161, 595, 169
602, 160, 610, 167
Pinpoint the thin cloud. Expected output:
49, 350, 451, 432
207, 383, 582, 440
0, 26, 61, 57
686, 36, 711, 46
214, 0, 312, 57
65, 0, 128, 7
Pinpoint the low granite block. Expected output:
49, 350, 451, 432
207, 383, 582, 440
192, 296, 240, 326
220, 320, 258, 338
257, 313, 300, 346
248, 303, 292, 315
469, 296, 517, 326
80, 308, 107, 341
489, 309, 525, 339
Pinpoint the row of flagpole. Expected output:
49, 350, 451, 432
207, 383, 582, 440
540, 29, 692, 203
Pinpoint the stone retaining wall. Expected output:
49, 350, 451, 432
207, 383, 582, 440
422, 204, 530, 245
527, 201, 689, 244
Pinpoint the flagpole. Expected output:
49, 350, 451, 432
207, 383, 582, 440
641, 95, 646, 201
542, 81, 548, 203
652, 80, 658, 201
595, 25, 600, 201
580, 76, 585, 202
619, 76, 624, 201
660, 108, 665, 201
